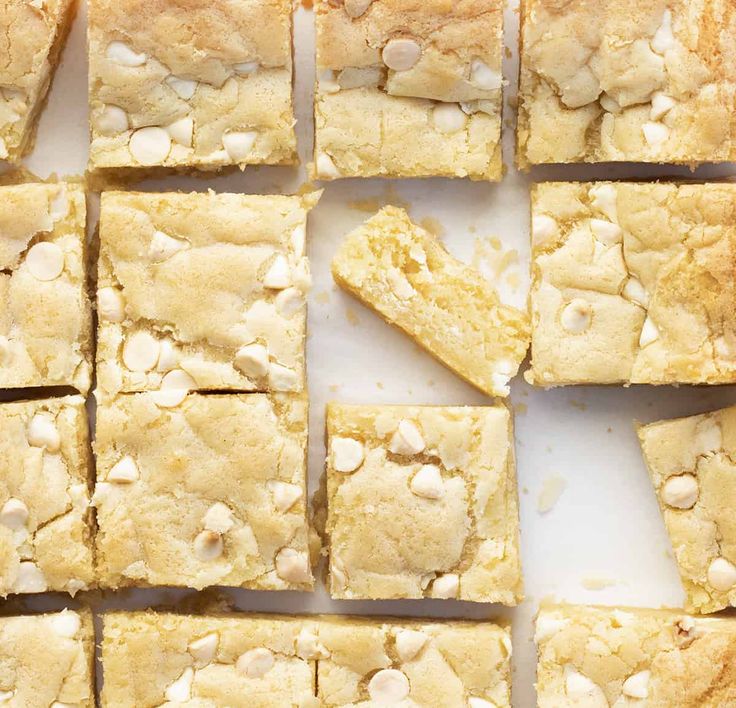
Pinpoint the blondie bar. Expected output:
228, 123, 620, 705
638, 405, 736, 614
0, 182, 92, 393
528, 182, 736, 386
332, 207, 530, 397
313, 0, 504, 180
322, 403, 523, 603
518, 0, 736, 166
88, 0, 296, 172
93, 392, 312, 591
535, 604, 736, 707
96, 190, 316, 400
0, 0, 77, 162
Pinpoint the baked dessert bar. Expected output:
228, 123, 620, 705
528, 182, 736, 386
638, 405, 736, 614
87, 0, 296, 172
96, 190, 316, 400
93, 392, 312, 591
0, 395, 94, 596
0, 182, 92, 393
313, 0, 504, 180
332, 207, 530, 396
0, 0, 77, 162
535, 604, 736, 707
0, 609, 95, 707
517, 0, 736, 167
322, 402, 523, 603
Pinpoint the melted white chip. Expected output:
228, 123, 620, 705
275, 547, 311, 583
108, 455, 139, 483
589, 184, 618, 222
316, 152, 341, 179
167, 116, 194, 147
106, 41, 147, 66
234, 343, 270, 378
234, 61, 259, 74
344, 0, 374, 17
236, 648, 274, 678
661, 474, 698, 509
431, 573, 459, 599
410, 464, 445, 499
223, 131, 257, 161
26, 413, 60, 452
534, 615, 569, 643
129, 127, 171, 165
470, 59, 502, 90
382, 38, 422, 71
189, 633, 219, 666
0, 499, 28, 530
622, 670, 650, 698
267, 480, 302, 512
98, 287, 126, 322
707, 557, 736, 591
395, 630, 429, 662
590, 218, 622, 245
26, 242, 64, 281
639, 316, 659, 347
122, 331, 160, 371
650, 92, 676, 120
149, 230, 188, 262
389, 420, 425, 455
13, 561, 47, 593
202, 502, 234, 534
432, 103, 467, 134
95, 104, 129, 134
622, 277, 648, 307
331, 437, 365, 473
652, 9, 675, 54
263, 255, 291, 289
643, 122, 670, 147
166, 75, 198, 100
561, 299, 592, 333
165, 667, 193, 702
268, 363, 299, 391
194, 530, 224, 561
50, 610, 81, 638
532, 215, 558, 246
368, 669, 410, 703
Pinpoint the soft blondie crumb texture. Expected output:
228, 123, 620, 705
528, 182, 736, 386
517, 0, 736, 166
323, 403, 523, 604
313, 0, 503, 180
96, 190, 317, 399
332, 206, 530, 397
0, 396, 94, 597
0, 182, 92, 393
0, 0, 77, 162
87, 0, 296, 171
0, 610, 95, 707
639, 406, 736, 614
535, 604, 736, 707
93, 392, 312, 591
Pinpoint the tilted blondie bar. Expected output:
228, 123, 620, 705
322, 403, 523, 604
517, 0, 736, 167
0, 182, 92, 393
96, 190, 317, 400
528, 182, 736, 386
638, 405, 736, 614
0, 609, 95, 707
93, 392, 313, 591
313, 0, 504, 180
88, 0, 296, 172
332, 207, 530, 397
0, 396, 94, 596
535, 604, 736, 707
0, 0, 77, 162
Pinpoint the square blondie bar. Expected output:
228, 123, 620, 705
313, 0, 504, 180
0, 0, 77, 162
332, 207, 530, 397
0, 182, 92, 393
88, 0, 296, 172
0, 395, 94, 596
93, 392, 312, 591
96, 190, 317, 400
535, 604, 736, 707
518, 0, 736, 167
322, 403, 523, 604
528, 182, 736, 386
638, 405, 736, 614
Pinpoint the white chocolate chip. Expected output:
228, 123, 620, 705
639, 316, 659, 347
318, 69, 340, 94
564, 667, 606, 704
661, 474, 699, 509
26, 242, 64, 281
188, 633, 219, 666
590, 218, 622, 245
149, 229, 188, 262
643, 122, 670, 147
129, 127, 171, 165
395, 630, 428, 662
50, 610, 81, 638
344, 0, 374, 17
652, 9, 675, 54
12, 561, 47, 593
203, 502, 234, 534
561, 299, 592, 333
491, 371, 511, 396
650, 92, 676, 120
431, 573, 459, 599
167, 117, 194, 147
295, 629, 329, 660
275, 547, 311, 583
695, 418, 722, 456
432, 103, 467, 134
166, 75, 198, 100
122, 331, 160, 371
156, 339, 179, 372
26, 413, 60, 452
331, 557, 348, 591
532, 215, 558, 246
534, 615, 569, 643
193, 530, 223, 561
291, 225, 306, 258
150, 369, 195, 408
268, 363, 299, 391
622, 670, 650, 699
389, 420, 425, 456
315, 153, 341, 179
470, 59, 502, 90
622, 277, 649, 307
223, 131, 257, 161
331, 437, 365, 473
165, 667, 193, 702
263, 255, 291, 289
419, 572, 435, 590
108, 455, 139, 483
468, 698, 495, 708
236, 648, 274, 678
368, 669, 410, 703
106, 41, 147, 66
98, 287, 126, 322
0, 691, 13, 702
275, 287, 304, 317
95, 105, 129, 135
387, 269, 415, 300
707, 557, 736, 591
408, 244, 426, 264
589, 184, 618, 222
267, 480, 302, 512
599, 93, 621, 113
410, 465, 445, 500
0, 499, 28, 530
234, 61, 259, 74
382, 38, 422, 71
234, 343, 269, 378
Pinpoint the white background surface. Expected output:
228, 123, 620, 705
13, 1, 736, 705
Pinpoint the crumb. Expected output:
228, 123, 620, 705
348, 198, 384, 213
537, 474, 566, 513
545, 445, 552, 453
514, 402, 528, 415
469, 225, 477, 234
296, 182, 318, 196
376, 381, 384, 389
328, 384, 341, 393
314, 290, 330, 305
581, 575, 616, 591
569, 399, 587, 411
345, 307, 360, 326
607, 426, 613, 433
384, 184, 411, 210
419, 216, 445, 239
427, 379, 435, 387
522, 486, 529, 494
507, 95, 519, 109
504, 46, 512, 59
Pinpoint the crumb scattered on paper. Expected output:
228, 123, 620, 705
314, 290, 330, 305
537, 474, 567, 513
427, 379, 435, 387
348, 198, 384, 213
345, 307, 360, 326
419, 216, 445, 238
328, 384, 341, 393
514, 402, 528, 416
581, 575, 616, 591
570, 399, 587, 411
376, 381, 384, 390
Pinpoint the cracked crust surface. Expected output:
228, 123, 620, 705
0, 182, 92, 393
92, 392, 312, 591
322, 403, 523, 604
332, 206, 530, 397
0, 0, 77, 162
535, 604, 736, 707
528, 182, 736, 386
87, 0, 297, 171
0, 396, 94, 596
0, 609, 95, 707
96, 190, 317, 399
313, 0, 503, 180
638, 406, 736, 614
